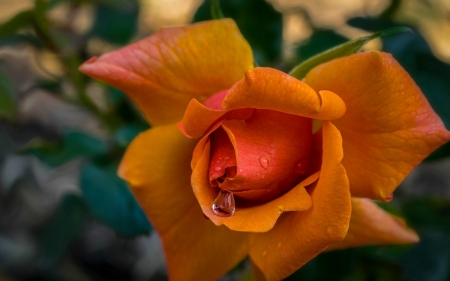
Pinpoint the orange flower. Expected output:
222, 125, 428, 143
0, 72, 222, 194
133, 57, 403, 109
79, 19, 450, 281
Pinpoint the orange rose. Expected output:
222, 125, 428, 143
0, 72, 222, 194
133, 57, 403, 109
79, 19, 450, 281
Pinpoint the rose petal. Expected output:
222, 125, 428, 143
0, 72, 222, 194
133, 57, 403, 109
252, 262, 267, 281
118, 125, 248, 280
327, 198, 419, 251
304, 51, 450, 200
181, 98, 254, 138
79, 19, 253, 126
249, 121, 351, 280
222, 67, 346, 120
191, 140, 315, 232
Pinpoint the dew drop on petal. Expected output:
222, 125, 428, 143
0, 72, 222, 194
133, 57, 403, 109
384, 193, 393, 202
214, 166, 222, 172
259, 157, 269, 169
295, 160, 309, 174
212, 189, 235, 217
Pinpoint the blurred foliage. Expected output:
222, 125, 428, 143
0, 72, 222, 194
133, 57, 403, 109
22, 130, 109, 167
37, 195, 89, 270
0, 73, 17, 121
0, 0, 449, 280
0, 0, 149, 279
80, 163, 151, 237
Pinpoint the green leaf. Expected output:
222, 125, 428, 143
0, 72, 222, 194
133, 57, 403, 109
37, 195, 88, 268
289, 26, 412, 80
80, 163, 151, 237
0, 75, 17, 121
210, 0, 224, 19
194, 0, 282, 66
23, 130, 109, 167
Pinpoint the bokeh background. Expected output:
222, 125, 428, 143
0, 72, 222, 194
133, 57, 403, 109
0, 0, 450, 280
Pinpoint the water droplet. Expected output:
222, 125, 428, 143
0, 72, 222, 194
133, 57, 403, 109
259, 157, 269, 169
214, 166, 222, 172
239, 168, 243, 172
257, 172, 260, 176
384, 193, 393, 202
224, 157, 229, 161
262, 250, 267, 257
262, 175, 265, 179
295, 160, 309, 174
212, 189, 235, 217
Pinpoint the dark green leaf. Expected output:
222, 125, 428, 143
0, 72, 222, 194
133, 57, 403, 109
37, 195, 88, 268
113, 123, 148, 148
289, 26, 412, 80
0, 75, 17, 121
88, 1, 139, 45
194, 0, 282, 66
80, 163, 151, 237
23, 130, 109, 166
401, 230, 450, 281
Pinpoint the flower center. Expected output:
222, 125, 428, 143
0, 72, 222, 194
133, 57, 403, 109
207, 109, 313, 216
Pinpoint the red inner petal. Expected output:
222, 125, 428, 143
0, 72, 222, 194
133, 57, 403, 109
208, 109, 314, 203
208, 127, 238, 187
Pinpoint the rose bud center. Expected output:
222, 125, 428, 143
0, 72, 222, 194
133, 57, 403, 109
207, 109, 313, 214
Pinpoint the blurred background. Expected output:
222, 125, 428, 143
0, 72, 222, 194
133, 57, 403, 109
0, 0, 450, 280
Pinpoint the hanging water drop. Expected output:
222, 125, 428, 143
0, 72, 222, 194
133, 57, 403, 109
259, 157, 269, 169
212, 189, 235, 217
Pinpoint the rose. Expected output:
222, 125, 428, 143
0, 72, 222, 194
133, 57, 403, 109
79, 19, 450, 281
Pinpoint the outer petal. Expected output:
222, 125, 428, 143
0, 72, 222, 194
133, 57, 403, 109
79, 19, 253, 126
222, 67, 346, 120
327, 198, 418, 251
118, 125, 249, 281
191, 140, 316, 232
249, 121, 351, 281
304, 51, 450, 200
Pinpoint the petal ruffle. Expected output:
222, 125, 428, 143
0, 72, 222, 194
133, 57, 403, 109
80, 19, 253, 126
304, 51, 450, 200
249, 121, 351, 280
327, 198, 419, 251
181, 98, 254, 138
119, 125, 248, 280
222, 67, 346, 120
